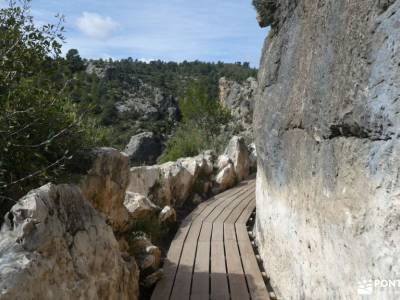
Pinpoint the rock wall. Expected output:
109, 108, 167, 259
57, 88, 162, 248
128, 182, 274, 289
219, 77, 257, 139
253, 0, 400, 299
127, 136, 254, 208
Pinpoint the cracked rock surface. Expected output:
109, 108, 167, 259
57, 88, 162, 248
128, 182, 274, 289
0, 184, 139, 300
254, 0, 400, 299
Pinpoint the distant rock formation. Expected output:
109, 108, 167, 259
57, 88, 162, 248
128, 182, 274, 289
114, 80, 179, 122
254, 0, 400, 299
219, 77, 257, 139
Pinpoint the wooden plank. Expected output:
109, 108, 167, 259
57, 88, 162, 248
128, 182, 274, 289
192, 184, 252, 299
161, 182, 251, 299
151, 223, 192, 300
215, 186, 255, 225
191, 182, 254, 299
152, 179, 260, 300
210, 240, 230, 300
225, 239, 250, 300
170, 222, 203, 300
153, 184, 243, 299
225, 193, 255, 225
190, 241, 210, 300
224, 223, 237, 241
205, 182, 255, 224
236, 197, 256, 225
236, 224, 270, 300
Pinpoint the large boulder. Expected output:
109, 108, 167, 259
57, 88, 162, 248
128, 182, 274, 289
124, 192, 159, 221
127, 165, 162, 197
254, 0, 400, 299
80, 148, 130, 232
214, 155, 237, 192
127, 152, 216, 207
0, 184, 139, 300
224, 136, 251, 181
124, 132, 164, 166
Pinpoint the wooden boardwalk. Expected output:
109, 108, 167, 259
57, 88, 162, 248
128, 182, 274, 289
151, 178, 270, 300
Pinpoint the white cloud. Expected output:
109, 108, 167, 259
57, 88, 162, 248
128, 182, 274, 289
139, 58, 156, 64
76, 12, 118, 40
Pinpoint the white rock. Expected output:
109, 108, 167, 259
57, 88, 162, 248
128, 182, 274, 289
124, 192, 159, 221
248, 142, 257, 172
215, 162, 237, 192
0, 184, 139, 300
158, 206, 177, 224
217, 154, 232, 170
128, 165, 162, 197
128, 156, 208, 207
224, 136, 251, 181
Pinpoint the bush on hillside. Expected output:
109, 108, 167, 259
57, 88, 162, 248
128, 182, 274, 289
0, 0, 108, 216
158, 81, 231, 163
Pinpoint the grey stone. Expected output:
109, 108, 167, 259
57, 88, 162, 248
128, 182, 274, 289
254, 0, 400, 299
219, 77, 257, 139
224, 136, 251, 181
124, 132, 164, 166
124, 192, 159, 221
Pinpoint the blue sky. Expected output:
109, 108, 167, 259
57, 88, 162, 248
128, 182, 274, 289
9, 0, 269, 67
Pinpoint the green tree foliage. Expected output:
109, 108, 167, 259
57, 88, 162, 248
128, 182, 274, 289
53, 56, 257, 149
159, 81, 231, 163
65, 48, 85, 73
0, 0, 108, 212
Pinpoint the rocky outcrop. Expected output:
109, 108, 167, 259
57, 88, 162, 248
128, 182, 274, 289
114, 80, 178, 122
0, 184, 139, 300
219, 77, 257, 139
80, 148, 130, 232
214, 157, 237, 192
254, 0, 400, 299
128, 136, 252, 208
128, 151, 216, 207
224, 136, 251, 181
124, 192, 159, 221
124, 132, 164, 166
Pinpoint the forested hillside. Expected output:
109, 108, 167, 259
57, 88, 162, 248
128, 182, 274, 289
0, 0, 256, 223
60, 52, 257, 147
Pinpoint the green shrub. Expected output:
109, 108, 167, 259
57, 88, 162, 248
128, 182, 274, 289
158, 123, 207, 162
158, 81, 231, 163
0, 0, 109, 214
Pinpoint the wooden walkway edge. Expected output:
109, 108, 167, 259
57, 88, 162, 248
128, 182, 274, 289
151, 178, 270, 300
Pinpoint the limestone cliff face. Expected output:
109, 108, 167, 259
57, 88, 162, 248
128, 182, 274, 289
219, 77, 257, 140
254, 0, 400, 299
